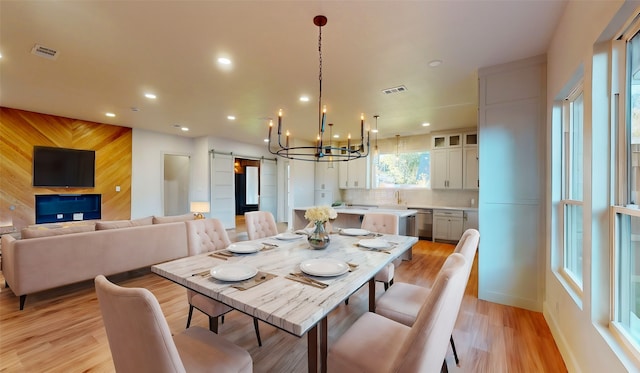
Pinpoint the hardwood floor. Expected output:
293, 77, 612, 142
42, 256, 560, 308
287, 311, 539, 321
0, 236, 566, 372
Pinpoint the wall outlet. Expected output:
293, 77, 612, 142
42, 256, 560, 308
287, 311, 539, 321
56, 214, 63, 219
115, 185, 121, 192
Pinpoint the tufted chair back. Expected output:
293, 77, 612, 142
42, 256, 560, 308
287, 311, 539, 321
185, 218, 231, 256
245, 211, 278, 240
361, 213, 399, 235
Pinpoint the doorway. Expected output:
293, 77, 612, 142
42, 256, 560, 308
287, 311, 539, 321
234, 158, 260, 215
163, 154, 190, 216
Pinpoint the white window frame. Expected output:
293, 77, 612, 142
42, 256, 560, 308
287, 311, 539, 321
610, 19, 640, 360
559, 83, 585, 294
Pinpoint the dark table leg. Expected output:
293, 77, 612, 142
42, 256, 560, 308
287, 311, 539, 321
320, 317, 328, 373
308, 324, 318, 372
369, 278, 376, 312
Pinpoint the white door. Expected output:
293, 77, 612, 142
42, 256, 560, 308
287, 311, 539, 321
260, 159, 278, 220
210, 153, 235, 228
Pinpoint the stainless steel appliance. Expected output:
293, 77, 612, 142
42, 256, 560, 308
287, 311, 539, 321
416, 208, 433, 240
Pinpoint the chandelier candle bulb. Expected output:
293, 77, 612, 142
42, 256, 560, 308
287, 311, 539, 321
266, 15, 369, 162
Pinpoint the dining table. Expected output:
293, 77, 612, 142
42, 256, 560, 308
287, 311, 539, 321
151, 229, 418, 373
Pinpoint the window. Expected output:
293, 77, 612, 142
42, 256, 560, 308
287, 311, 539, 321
559, 83, 584, 289
372, 151, 430, 188
612, 26, 640, 353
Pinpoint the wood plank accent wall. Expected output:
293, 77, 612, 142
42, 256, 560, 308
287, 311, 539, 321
0, 107, 132, 231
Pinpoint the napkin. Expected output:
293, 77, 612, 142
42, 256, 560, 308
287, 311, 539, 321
232, 271, 277, 290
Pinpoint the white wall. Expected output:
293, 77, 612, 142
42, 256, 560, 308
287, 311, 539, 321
131, 129, 194, 218
544, 1, 638, 371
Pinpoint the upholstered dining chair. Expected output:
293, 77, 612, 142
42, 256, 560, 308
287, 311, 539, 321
94, 275, 253, 373
374, 228, 480, 365
328, 252, 468, 373
245, 211, 278, 240
361, 212, 401, 290
185, 218, 262, 346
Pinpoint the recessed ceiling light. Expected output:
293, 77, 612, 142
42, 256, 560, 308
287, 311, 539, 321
217, 57, 231, 65
372, 129, 379, 133
428, 59, 442, 67
263, 138, 269, 142
299, 96, 310, 102
0, 53, 3, 59
181, 127, 189, 132
422, 122, 430, 127
144, 93, 157, 99
105, 112, 116, 117
227, 115, 236, 120
333, 134, 339, 139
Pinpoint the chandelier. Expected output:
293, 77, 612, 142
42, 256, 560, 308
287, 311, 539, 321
267, 15, 369, 162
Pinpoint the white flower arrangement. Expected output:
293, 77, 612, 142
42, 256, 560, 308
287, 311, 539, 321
304, 205, 337, 223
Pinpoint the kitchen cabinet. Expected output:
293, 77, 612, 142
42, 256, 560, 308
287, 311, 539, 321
433, 210, 464, 242
463, 210, 478, 231
431, 148, 463, 189
463, 146, 479, 190
314, 161, 338, 204
432, 133, 462, 149
338, 156, 369, 189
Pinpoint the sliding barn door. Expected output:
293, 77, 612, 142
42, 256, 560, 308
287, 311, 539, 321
210, 153, 235, 228
260, 159, 278, 220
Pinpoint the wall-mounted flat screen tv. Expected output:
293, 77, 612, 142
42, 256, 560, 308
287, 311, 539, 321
33, 146, 95, 188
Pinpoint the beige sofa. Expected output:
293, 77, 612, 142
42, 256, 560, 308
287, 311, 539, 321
2, 214, 193, 310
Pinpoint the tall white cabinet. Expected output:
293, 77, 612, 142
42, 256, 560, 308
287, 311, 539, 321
478, 55, 545, 311
314, 161, 338, 205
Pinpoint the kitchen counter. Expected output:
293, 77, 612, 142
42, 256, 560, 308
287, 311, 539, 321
332, 206, 418, 217
408, 205, 478, 212
292, 206, 417, 232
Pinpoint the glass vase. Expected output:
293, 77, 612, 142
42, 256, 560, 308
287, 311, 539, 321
308, 221, 330, 250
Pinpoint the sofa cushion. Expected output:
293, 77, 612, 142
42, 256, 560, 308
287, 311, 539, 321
21, 224, 96, 239
153, 213, 194, 224
95, 216, 153, 230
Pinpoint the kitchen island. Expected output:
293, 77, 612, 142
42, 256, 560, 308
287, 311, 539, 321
292, 206, 418, 236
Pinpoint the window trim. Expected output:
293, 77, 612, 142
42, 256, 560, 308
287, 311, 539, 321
558, 82, 585, 291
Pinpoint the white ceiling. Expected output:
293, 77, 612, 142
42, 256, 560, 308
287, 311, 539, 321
0, 1, 567, 146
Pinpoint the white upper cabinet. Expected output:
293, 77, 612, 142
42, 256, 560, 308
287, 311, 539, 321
431, 148, 463, 189
338, 156, 370, 189
463, 131, 479, 190
432, 133, 462, 149
431, 130, 477, 190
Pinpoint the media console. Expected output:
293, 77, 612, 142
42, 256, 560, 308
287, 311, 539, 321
35, 194, 101, 224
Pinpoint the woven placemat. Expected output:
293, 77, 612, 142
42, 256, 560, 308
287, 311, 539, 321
232, 271, 277, 290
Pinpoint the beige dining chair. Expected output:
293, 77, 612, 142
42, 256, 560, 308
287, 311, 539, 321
374, 228, 480, 365
245, 211, 279, 240
185, 218, 262, 346
328, 252, 468, 372
361, 212, 401, 290
94, 275, 253, 373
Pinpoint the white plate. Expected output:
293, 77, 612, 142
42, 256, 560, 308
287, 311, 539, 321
210, 264, 258, 282
275, 232, 303, 240
226, 243, 260, 254
341, 228, 370, 236
300, 258, 349, 277
358, 238, 391, 250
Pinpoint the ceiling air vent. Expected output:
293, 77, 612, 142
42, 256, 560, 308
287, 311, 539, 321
31, 44, 59, 60
382, 85, 407, 95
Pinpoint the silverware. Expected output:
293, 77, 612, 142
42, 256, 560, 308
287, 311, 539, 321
261, 242, 279, 247
289, 272, 328, 288
191, 270, 210, 277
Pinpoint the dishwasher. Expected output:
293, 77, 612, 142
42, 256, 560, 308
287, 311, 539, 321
415, 208, 433, 240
